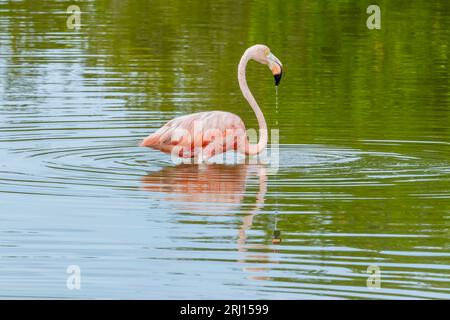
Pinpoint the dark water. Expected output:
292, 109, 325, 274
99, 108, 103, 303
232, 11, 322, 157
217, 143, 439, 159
0, 0, 449, 299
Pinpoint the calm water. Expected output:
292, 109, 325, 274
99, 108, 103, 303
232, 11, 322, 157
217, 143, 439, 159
0, 0, 449, 299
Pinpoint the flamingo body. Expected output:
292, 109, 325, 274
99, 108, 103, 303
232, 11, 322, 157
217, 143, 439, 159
140, 111, 246, 158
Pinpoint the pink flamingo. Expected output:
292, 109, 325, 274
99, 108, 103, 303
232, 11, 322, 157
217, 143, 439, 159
140, 44, 283, 161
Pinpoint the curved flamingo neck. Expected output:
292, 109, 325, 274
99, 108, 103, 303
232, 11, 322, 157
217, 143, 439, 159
238, 49, 268, 155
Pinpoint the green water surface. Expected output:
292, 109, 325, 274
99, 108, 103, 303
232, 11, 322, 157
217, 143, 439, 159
0, 0, 449, 299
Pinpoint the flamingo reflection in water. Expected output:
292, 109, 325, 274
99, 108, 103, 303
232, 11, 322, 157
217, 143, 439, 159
141, 164, 280, 280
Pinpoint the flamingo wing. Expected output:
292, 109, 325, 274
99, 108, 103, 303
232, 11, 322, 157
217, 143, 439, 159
140, 111, 246, 158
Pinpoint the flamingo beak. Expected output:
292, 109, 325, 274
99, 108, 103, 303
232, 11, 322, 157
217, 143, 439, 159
267, 52, 283, 86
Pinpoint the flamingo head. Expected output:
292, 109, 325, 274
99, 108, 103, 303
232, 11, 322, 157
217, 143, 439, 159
249, 44, 283, 86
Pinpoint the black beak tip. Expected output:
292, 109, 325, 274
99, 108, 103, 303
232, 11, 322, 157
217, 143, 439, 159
274, 71, 282, 86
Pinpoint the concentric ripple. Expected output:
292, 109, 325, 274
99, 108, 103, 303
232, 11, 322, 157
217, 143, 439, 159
0, 140, 439, 197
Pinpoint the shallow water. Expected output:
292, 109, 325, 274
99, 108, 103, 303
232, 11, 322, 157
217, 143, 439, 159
0, 0, 449, 299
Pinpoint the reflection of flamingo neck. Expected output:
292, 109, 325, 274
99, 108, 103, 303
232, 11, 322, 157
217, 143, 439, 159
237, 166, 267, 247
238, 49, 268, 155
